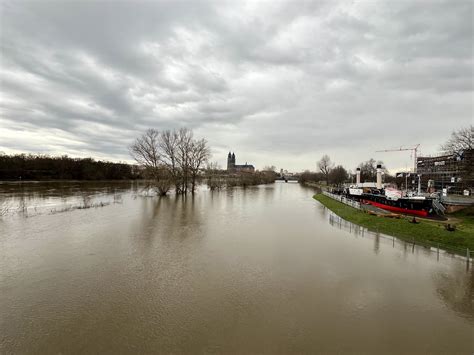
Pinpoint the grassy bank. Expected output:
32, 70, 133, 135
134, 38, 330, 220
313, 194, 474, 252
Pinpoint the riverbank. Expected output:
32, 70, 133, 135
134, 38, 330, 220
301, 181, 324, 189
313, 193, 474, 252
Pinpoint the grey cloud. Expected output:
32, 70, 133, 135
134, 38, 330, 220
0, 0, 472, 171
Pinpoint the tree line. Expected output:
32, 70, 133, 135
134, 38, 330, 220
0, 154, 141, 180
205, 163, 277, 191
299, 156, 392, 186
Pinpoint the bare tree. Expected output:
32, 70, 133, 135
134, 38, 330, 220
130, 127, 211, 195
357, 159, 387, 182
206, 162, 225, 190
317, 155, 333, 185
441, 125, 473, 156
441, 126, 474, 185
189, 138, 211, 193
176, 128, 194, 194
155, 167, 173, 195
159, 130, 181, 193
329, 165, 348, 186
130, 129, 161, 179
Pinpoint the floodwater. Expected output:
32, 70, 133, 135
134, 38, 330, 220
0, 181, 472, 354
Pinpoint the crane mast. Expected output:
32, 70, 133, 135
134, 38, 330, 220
375, 144, 420, 173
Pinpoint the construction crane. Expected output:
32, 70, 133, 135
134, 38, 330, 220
375, 144, 420, 173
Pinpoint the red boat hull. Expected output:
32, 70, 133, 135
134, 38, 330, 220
363, 200, 429, 217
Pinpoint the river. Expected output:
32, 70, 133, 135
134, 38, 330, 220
0, 181, 472, 353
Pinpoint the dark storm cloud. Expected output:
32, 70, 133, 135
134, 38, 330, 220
0, 0, 472, 171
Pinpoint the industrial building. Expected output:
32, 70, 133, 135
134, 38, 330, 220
416, 149, 473, 195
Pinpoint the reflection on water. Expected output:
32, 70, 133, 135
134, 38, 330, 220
327, 212, 471, 264
434, 268, 473, 320
0, 182, 472, 353
326, 211, 474, 322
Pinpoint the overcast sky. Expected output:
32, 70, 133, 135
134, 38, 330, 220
1, 0, 472, 172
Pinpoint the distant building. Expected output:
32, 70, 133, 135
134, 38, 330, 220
227, 152, 255, 173
416, 149, 473, 194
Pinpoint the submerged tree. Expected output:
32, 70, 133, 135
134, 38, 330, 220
205, 162, 225, 190
130, 128, 211, 195
189, 138, 211, 193
130, 128, 161, 179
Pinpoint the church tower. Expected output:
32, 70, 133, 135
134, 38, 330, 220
227, 152, 236, 170
227, 152, 232, 170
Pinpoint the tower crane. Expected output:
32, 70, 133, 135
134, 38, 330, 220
375, 144, 420, 173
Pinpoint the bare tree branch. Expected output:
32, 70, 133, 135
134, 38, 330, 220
130, 127, 211, 195
318, 154, 333, 185
441, 125, 473, 156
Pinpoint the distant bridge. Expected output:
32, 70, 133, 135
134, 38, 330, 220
275, 175, 299, 182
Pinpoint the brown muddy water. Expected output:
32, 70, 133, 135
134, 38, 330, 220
0, 181, 472, 354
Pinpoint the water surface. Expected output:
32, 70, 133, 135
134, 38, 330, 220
1, 182, 472, 353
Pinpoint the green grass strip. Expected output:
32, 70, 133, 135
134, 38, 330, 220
313, 193, 474, 252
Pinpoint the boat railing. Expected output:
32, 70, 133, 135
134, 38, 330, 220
323, 191, 361, 210
432, 199, 446, 215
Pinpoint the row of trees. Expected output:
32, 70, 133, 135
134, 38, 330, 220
0, 154, 141, 180
315, 154, 364, 186
300, 155, 392, 186
130, 128, 211, 195
316, 155, 348, 186
206, 169, 276, 190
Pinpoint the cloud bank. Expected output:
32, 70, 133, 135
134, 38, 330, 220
1, 0, 472, 172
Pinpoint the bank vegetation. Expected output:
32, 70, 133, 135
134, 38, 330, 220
314, 193, 474, 252
205, 165, 277, 191
0, 153, 141, 181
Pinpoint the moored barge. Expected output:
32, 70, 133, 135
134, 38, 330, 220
336, 165, 444, 217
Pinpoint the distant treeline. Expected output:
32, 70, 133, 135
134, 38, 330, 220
206, 169, 277, 190
0, 154, 142, 181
